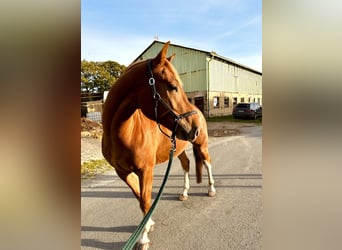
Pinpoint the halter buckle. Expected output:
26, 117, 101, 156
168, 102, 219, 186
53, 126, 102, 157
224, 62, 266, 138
153, 92, 161, 100
149, 77, 155, 86
170, 137, 176, 152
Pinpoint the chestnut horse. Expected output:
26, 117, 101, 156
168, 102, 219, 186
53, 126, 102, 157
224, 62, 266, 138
102, 42, 213, 249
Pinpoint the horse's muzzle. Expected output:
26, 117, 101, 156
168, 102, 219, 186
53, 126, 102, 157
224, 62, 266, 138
173, 111, 199, 142
177, 125, 199, 142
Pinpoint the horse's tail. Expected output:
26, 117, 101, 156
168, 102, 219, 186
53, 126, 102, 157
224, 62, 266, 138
193, 146, 203, 184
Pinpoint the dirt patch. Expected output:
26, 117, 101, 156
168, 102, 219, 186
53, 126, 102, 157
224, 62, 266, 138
208, 128, 240, 137
81, 117, 103, 138
206, 121, 253, 137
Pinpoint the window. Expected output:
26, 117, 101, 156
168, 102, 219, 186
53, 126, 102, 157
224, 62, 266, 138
213, 96, 220, 108
233, 97, 238, 106
224, 97, 229, 108
241, 97, 245, 103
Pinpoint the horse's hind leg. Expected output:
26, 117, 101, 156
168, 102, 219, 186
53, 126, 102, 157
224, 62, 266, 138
195, 145, 216, 197
178, 151, 190, 201
203, 160, 216, 197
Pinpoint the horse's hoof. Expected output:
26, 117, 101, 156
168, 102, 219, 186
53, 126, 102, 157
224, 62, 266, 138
135, 242, 149, 250
179, 194, 188, 201
208, 191, 216, 197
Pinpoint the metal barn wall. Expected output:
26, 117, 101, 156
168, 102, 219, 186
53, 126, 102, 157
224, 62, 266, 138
136, 41, 262, 117
136, 43, 208, 92
207, 58, 262, 117
208, 58, 262, 94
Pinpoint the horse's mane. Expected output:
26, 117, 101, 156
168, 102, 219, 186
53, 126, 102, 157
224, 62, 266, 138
102, 59, 148, 134
124, 59, 148, 73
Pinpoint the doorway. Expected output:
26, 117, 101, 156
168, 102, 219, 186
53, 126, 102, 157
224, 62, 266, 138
194, 96, 204, 113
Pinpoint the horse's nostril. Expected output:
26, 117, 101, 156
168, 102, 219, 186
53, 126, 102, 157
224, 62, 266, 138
191, 127, 200, 142
195, 128, 200, 137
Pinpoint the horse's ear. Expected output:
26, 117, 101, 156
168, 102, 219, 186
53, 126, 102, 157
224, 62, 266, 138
167, 53, 176, 63
153, 41, 170, 66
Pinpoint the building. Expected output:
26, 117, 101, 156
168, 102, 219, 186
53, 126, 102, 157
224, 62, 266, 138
134, 40, 262, 117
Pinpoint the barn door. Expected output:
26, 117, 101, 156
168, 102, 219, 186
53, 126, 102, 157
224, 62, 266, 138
194, 96, 204, 113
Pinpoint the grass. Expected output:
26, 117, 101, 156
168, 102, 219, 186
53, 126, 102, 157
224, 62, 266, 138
81, 159, 113, 179
206, 115, 262, 124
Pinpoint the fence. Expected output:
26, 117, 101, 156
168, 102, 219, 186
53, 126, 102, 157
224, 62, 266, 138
81, 92, 105, 122
81, 100, 103, 123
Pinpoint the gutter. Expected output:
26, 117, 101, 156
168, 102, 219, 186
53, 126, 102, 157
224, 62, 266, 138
206, 53, 215, 117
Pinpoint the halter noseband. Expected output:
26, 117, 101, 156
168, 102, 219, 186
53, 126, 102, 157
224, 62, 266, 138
148, 59, 197, 151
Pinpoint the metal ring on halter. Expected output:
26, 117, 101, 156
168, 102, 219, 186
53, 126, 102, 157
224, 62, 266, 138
153, 92, 161, 100
149, 77, 155, 85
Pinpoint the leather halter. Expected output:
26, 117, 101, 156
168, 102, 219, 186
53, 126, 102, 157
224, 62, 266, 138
147, 59, 197, 151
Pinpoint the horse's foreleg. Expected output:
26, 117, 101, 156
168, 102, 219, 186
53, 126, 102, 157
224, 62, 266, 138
203, 160, 216, 197
125, 172, 141, 199
135, 167, 154, 249
178, 151, 190, 201
116, 169, 153, 249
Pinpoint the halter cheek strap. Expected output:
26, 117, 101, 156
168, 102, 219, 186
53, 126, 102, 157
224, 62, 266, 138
147, 60, 197, 151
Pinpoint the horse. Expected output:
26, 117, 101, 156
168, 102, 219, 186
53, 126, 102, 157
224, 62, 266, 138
102, 41, 213, 249
177, 104, 216, 201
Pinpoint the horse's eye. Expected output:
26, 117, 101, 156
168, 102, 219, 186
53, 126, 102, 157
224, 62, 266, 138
169, 85, 178, 92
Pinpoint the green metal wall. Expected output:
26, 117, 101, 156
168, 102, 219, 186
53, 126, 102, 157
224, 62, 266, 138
137, 42, 262, 104
137, 43, 208, 92
209, 59, 262, 94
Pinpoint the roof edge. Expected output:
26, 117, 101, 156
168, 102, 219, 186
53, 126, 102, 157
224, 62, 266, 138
133, 40, 262, 75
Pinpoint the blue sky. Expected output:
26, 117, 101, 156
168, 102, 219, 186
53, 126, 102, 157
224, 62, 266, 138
81, 0, 262, 71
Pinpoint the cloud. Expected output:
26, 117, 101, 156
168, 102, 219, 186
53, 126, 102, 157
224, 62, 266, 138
214, 15, 261, 40
81, 1, 261, 71
81, 30, 153, 65
81, 30, 262, 72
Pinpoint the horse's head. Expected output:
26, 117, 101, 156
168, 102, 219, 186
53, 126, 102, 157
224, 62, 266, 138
141, 41, 200, 142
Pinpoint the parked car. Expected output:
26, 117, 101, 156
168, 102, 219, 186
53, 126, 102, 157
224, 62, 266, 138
233, 102, 262, 119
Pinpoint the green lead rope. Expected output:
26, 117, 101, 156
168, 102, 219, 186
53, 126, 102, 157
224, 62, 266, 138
122, 149, 174, 250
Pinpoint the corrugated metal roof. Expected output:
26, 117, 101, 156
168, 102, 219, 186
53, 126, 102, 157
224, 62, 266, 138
133, 40, 262, 75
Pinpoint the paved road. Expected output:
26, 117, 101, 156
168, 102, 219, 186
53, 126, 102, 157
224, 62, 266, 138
81, 125, 262, 250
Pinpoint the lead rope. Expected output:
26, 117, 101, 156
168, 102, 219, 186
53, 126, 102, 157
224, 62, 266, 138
122, 149, 174, 250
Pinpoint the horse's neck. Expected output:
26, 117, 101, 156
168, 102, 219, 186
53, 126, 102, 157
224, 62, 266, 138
102, 65, 146, 133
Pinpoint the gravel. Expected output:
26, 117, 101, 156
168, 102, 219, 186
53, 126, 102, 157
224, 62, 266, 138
81, 137, 103, 163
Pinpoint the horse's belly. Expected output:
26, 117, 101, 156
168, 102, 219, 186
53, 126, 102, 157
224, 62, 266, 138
155, 139, 188, 164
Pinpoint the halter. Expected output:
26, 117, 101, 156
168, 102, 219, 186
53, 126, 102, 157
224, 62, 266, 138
147, 60, 197, 151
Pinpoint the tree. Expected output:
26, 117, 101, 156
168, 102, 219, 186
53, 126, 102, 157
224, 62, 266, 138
81, 60, 126, 95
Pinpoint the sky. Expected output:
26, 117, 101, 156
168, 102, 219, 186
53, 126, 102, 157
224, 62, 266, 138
81, 0, 262, 72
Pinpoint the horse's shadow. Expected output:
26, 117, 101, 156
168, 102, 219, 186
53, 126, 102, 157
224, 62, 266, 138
81, 190, 135, 199
160, 191, 208, 201
82, 225, 136, 233
81, 238, 125, 250
81, 225, 136, 249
